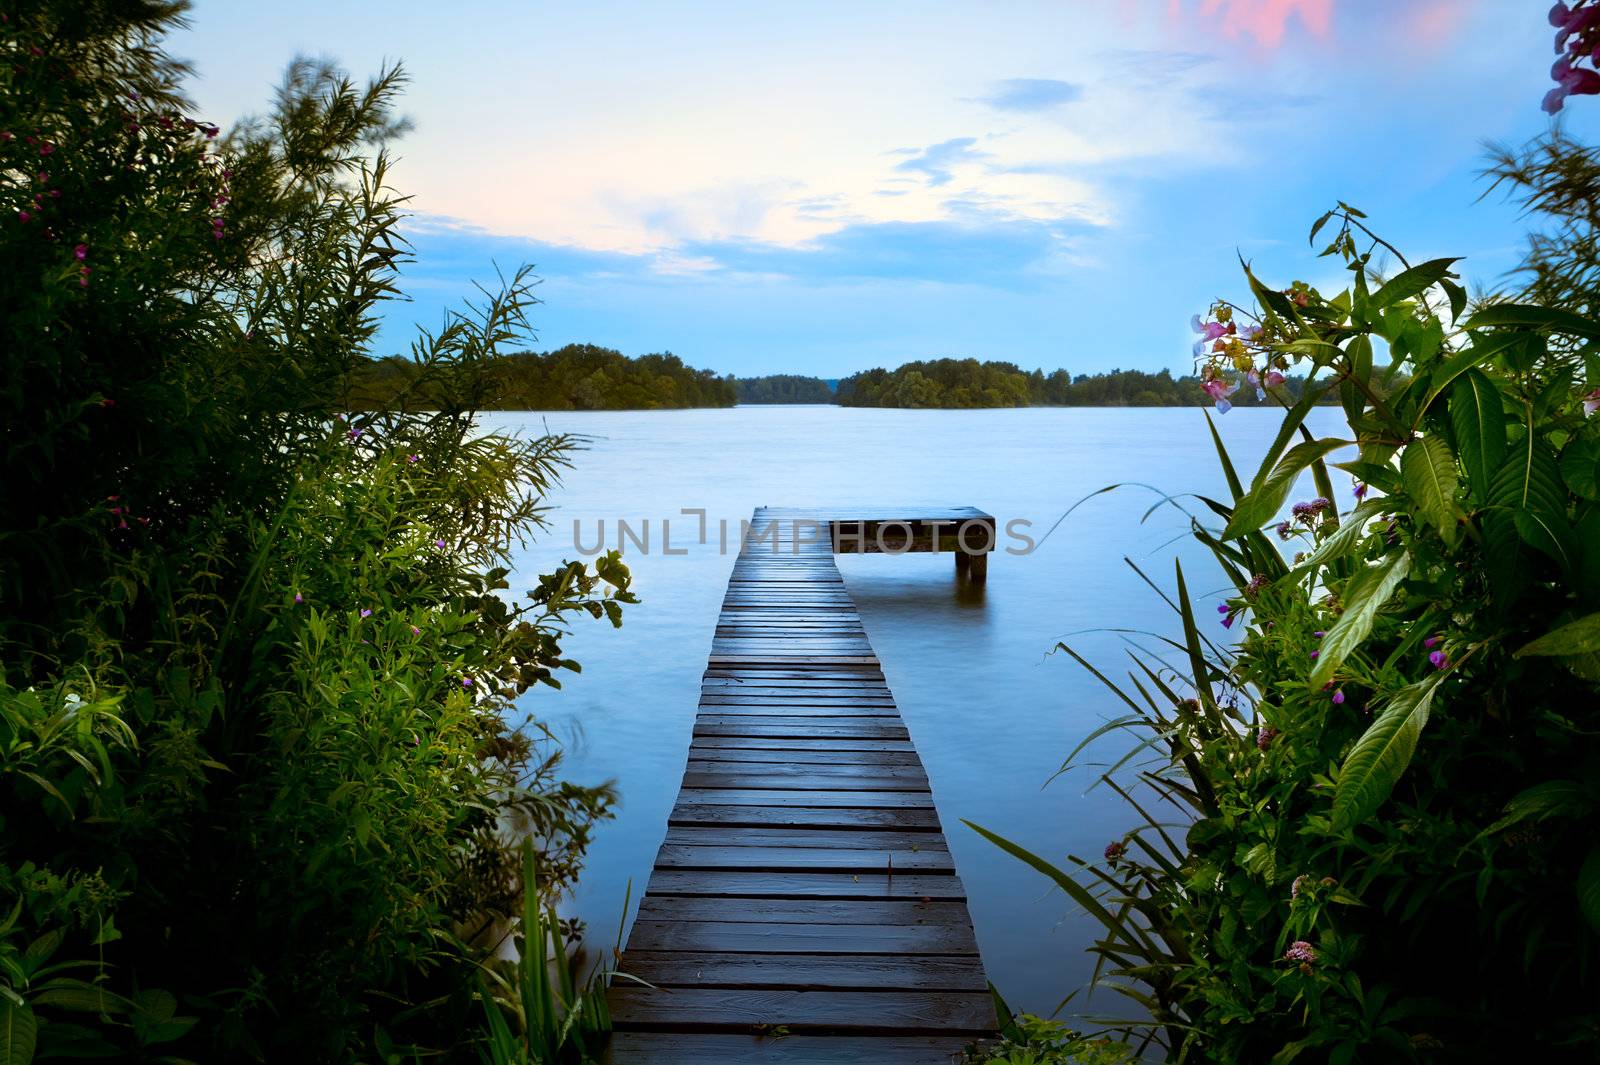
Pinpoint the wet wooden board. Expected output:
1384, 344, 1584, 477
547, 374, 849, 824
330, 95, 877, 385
606, 508, 997, 1060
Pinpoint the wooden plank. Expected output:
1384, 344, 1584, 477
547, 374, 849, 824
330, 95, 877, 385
654, 844, 954, 872
668, 805, 943, 830
686, 748, 921, 766
673, 788, 932, 807
608, 987, 995, 1033
604, 1032, 980, 1065
644, 870, 966, 899
622, 920, 977, 955
662, 826, 944, 849
635, 896, 969, 926
619, 947, 984, 983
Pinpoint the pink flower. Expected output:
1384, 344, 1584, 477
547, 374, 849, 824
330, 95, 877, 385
38, 142, 53, 155
1429, 650, 1449, 670
1423, 636, 1440, 648
1202, 377, 1239, 414
17, 210, 30, 223
73, 243, 86, 260
1103, 840, 1126, 862
1583, 387, 1600, 416
1264, 370, 1286, 388
1284, 941, 1318, 966
407, 453, 420, 463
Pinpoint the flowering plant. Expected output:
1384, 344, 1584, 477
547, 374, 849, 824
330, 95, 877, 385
972, 198, 1600, 1059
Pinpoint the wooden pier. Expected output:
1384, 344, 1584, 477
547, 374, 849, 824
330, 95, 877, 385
605, 507, 998, 1063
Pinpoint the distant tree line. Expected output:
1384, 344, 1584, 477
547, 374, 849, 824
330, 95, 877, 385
733, 374, 837, 403
834, 358, 1333, 408
351, 350, 1336, 410
351, 343, 737, 410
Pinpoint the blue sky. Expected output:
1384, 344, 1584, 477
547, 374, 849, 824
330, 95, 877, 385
173, 1, 1600, 377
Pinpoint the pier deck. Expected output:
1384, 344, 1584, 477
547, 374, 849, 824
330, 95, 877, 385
605, 507, 998, 1063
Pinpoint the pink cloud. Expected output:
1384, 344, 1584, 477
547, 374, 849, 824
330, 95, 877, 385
1197, 0, 1334, 47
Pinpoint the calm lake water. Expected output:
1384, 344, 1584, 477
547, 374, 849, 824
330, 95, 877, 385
496, 404, 1350, 1020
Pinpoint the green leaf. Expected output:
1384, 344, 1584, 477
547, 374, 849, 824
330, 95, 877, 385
1332, 673, 1444, 832
1439, 277, 1467, 323
1581, 846, 1600, 935
1467, 303, 1600, 341
1490, 438, 1573, 572
1480, 779, 1592, 837
1310, 554, 1411, 687
1224, 437, 1352, 539
1449, 370, 1506, 502
1298, 499, 1386, 571
0, 997, 35, 1065
1400, 435, 1460, 544
1561, 437, 1600, 501
1515, 612, 1600, 658
1370, 258, 1460, 310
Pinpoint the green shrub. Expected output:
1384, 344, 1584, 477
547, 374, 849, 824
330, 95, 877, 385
1, 4, 634, 1061
973, 199, 1600, 1061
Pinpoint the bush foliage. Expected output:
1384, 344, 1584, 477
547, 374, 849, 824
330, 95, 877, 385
976, 184, 1600, 1059
1, 4, 633, 1061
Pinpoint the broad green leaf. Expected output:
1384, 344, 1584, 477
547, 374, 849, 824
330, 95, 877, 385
1581, 846, 1600, 935
1561, 437, 1600, 501
1410, 342, 1507, 432
1310, 554, 1411, 687
1515, 612, 1600, 658
1449, 370, 1506, 502
1467, 303, 1600, 341
1340, 336, 1373, 424
1370, 257, 1460, 310
1224, 437, 1352, 539
1332, 673, 1444, 832
1480, 779, 1592, 837
0, 997, 35, 1065
1400, 435, 1460, 544
1490, 439, 1573, 571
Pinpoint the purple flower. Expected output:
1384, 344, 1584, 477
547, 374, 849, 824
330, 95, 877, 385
73, 243, 87, 261
1256, 726, 1278, 751
1291, 873, 1309, 899
360, 608, 372, 618
1331, 689, 1346, 705
1313, 630, 1326, 638
407, 453, 420, 463
1103, 840, 1126, 862
1309, 649, 1319, 659
461, 676, 473, 688
1239, 323, 1262, 341
1275, 521, 1293, 540
1353, 482, 1367, 501
1429, 650, 1449, 670
1190, 313, 1206, 333
1284, 941, 1318, 966
1264, 369, 1285, 388
294, 592, 303, 604
348, 427, 362, 440
435, 538, 447, 550
410, 625, 421, 636
1423, 636, 1440, 648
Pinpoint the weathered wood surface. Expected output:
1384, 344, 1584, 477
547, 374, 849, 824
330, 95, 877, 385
604, 508, 996, 1063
